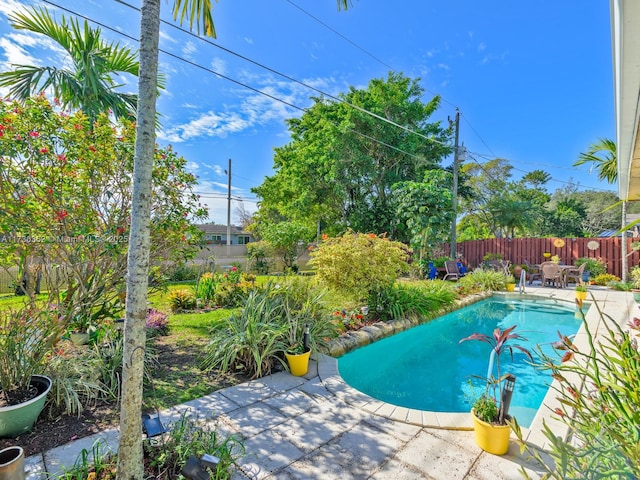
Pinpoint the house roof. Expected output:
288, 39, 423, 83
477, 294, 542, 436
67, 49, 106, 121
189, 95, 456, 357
196, 224, 251, 235
611, 0, 640, 201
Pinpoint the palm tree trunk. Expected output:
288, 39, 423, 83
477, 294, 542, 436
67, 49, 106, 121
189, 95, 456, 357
622, 200, 628, 282
116, 0, 160, 478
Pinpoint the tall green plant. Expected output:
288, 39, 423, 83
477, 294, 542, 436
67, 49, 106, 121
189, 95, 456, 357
513, 302, 640, 478
200, 285, 288, 379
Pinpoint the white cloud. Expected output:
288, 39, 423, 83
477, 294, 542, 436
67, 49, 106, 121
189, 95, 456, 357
158, 72, 328, 143
0, 37, 37, 68
0, 0, 27, 17
244, 36, 253, 45
210, 57, 226, 76
478, 42, 486, 52
182, 40, 197, 59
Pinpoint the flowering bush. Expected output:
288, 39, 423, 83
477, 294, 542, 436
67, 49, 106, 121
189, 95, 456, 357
145, 309, 169, 336
0, 306, 63, 405
310, 231, 409, 301
0, 94, 207, 326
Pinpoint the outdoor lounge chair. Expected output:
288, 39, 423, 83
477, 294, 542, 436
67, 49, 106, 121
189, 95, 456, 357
443, 260, 461, 281
541, 262, 565, 288
524, 259, 542, 285
564, 263, 586, 286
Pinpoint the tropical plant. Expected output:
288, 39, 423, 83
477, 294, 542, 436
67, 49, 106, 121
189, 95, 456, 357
0, 6, 140, 122
367, 280, 457, 321
574, 257, 607, 278
0, 306, 63, 405
456, 268, 506, 295
168, 289, 197, 312
459, 325, 533, 425
575, 284, 587, 293
512, 304, 640, 479
201, 285, 288, 379
145, 308, 169, 336
196, 272, 219, 305
310, 231, 409, 301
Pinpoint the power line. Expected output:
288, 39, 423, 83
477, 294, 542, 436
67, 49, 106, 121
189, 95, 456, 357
283, 0, 460, 110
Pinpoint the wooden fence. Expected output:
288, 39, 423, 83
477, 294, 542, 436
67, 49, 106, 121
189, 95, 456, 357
457, 237, 640, 279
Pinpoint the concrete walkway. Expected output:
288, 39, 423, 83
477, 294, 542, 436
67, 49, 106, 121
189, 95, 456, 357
23, 286, 634, 479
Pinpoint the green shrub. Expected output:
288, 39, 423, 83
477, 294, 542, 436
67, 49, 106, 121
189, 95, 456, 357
166, 264, 200, 282
607, 280, 632, 291
592, 273, 619, 286
169, 288, 197, 312
512, 303, 640, 479
310, 231, 409, 301
575, 257, 607, 277
196, 272, 219, 305
368, 280, 457, 321
457, 268, 506, 295
201, 285, 288, 379
147, 412, 244, 479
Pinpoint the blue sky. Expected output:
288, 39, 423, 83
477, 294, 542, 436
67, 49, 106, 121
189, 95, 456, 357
0, 0, 615, 224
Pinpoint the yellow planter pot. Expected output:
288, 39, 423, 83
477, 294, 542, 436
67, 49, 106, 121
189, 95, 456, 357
471, 410, 511, 455
505, 283, 516, 292
575, 291, 587, 301
285, 350, 311, 376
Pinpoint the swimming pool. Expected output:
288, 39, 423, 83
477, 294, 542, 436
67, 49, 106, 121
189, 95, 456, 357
337, 296, 581, 428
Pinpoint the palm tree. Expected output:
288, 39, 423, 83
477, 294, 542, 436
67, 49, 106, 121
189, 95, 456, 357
573, 139, 627, 281
118, 1, 351, 477
0, 7, 139, 121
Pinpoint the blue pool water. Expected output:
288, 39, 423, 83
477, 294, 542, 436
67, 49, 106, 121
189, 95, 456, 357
338, 297, 581, 428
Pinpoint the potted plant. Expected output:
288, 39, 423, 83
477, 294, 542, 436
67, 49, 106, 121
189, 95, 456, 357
0, 307, 62, 438
575, 284, 588, 304
459, 325, 533, 455
504, 275, 516, 292
284, 310, 311, 376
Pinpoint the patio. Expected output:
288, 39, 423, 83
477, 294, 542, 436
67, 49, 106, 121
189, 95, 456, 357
23, 285, 634, 479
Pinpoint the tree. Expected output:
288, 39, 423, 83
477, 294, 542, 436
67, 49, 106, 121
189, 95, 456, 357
459, 159, 549, 238
573, 139, 627, 280
0, 7, 140, 122
392, 169, 454, 264
253, 220, 314, 271
252, 72, 453, 239
119, 1, 351, 478
0, 94, 205, 326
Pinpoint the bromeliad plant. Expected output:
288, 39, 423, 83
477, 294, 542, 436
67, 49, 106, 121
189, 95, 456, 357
460, 325, 533, 425
0, 306, 63, 406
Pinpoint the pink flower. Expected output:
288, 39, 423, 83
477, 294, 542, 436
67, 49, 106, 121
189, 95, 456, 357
29, 131, 39, 137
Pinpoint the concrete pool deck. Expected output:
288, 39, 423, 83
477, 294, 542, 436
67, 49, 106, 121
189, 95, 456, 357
23, 285, 634, 479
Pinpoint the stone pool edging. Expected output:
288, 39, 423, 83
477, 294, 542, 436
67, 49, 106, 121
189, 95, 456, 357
324, 291, 491, 358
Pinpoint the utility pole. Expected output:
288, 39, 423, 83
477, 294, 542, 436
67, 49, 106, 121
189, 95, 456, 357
226, 158, 232, 257
450, 108, 460, 259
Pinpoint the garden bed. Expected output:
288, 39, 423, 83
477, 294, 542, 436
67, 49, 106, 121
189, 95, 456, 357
0, 332, 248, 458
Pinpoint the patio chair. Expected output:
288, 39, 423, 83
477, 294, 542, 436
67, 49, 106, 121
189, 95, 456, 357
541, 262, 565, 288
564, 263, 586, 286
524, 259, 542, 285
443, 260, 462, 281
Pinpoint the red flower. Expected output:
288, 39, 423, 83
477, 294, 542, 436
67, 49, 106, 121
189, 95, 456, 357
29, 131, 39, 137
47, 188, 53, 195
57, 154, 66, 163
231, 266, 237, 272
116, 227, 125, 235
54, 209, 68, 221
74, 124, 82, 130
39, 147, 48, 154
